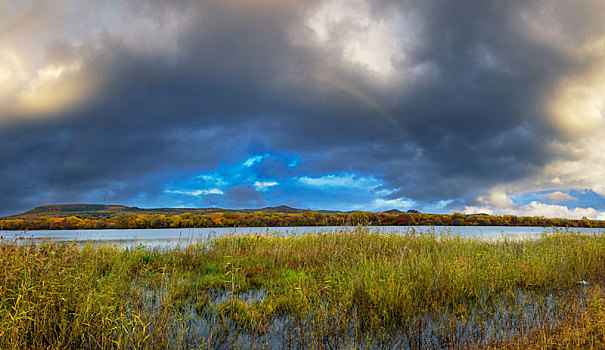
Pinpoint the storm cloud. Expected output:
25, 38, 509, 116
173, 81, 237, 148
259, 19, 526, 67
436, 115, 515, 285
2, 0, 605, 218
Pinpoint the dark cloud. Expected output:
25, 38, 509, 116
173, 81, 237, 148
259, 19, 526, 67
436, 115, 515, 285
222, 185, 266, 208
1, 0, 604, 216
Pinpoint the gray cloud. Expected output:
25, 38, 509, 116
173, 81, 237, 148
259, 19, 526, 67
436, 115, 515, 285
1, 0, 604, 216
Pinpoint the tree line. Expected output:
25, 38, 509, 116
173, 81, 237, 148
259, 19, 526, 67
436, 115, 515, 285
1, 211, 604, 230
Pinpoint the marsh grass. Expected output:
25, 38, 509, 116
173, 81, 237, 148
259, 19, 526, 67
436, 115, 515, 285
1, 228, 605, 349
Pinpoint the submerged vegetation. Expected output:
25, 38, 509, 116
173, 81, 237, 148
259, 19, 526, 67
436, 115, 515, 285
2, 227, 605, 349
3, 209, 605, 230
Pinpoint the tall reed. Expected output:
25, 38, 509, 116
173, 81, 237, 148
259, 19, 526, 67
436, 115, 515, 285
1, 228, 605, 349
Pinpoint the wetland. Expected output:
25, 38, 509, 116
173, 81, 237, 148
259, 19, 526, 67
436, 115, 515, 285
2, 227, 605, 349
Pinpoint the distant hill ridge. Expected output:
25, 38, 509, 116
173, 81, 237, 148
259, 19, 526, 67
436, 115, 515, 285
5, 204, 605, 230
7, 203, 409, 219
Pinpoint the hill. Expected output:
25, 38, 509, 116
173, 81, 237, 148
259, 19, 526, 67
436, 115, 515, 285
5, 204, 350, 219
3, 204, 605, 230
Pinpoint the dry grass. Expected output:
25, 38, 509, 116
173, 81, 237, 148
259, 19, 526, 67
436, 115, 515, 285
1, 228, 605, 348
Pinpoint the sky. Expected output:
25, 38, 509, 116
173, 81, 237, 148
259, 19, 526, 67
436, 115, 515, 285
2, 0, 605, 218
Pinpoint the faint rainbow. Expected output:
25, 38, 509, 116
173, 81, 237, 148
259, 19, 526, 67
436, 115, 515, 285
312, 72, 450, 199
313, 73, 404, 131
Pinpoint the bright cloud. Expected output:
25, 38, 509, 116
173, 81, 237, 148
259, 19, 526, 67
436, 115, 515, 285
369, 197, 415, 212
546, 68, 605, 136
244, 155, 268, 167
253, 181, 279, 192
303, 0, 418, 81
538, 191, 577, 203
466, 202, 605, 220
297, 174, 381, 189
0, 0, 192, 123
0, 49, 95, 118
477, 191, 513, 209
165, 189, 224, 196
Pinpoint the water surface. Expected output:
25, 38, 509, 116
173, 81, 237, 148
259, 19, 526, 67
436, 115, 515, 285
2, 225, 603, 247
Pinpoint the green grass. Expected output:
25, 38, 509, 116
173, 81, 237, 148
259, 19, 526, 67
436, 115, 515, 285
1, 228, 605, 349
